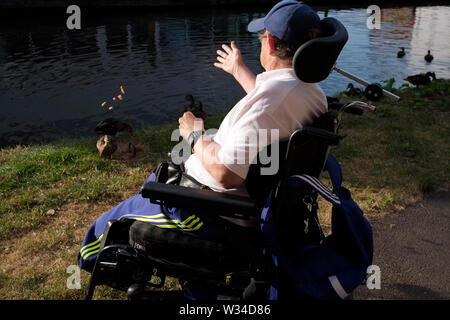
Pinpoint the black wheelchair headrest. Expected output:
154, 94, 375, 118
293, 17, 348, 83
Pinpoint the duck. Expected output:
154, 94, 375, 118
424, 50, 433, 63
326, 96, 344, 110
397, 47, 405, 58
184, 94, 207, 119
95, 118, 133, 136
404, 72, 436, 87
326, 96, 340, 104
345, 83, 363, 96
96, 135, 117, 159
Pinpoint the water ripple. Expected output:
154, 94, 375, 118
0, 6, 449, 142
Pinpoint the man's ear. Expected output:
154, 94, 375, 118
267, 33, 277, 55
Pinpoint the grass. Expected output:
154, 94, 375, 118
330, 79, 450, 216
0, 80, 449, 299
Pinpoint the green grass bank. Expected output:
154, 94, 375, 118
0, 79, 449, 299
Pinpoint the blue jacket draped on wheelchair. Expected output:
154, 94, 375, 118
80, 17, 374, 300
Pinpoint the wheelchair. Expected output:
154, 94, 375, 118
84, 17, 370, 300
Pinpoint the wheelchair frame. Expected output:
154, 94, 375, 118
84, 108, 347, 300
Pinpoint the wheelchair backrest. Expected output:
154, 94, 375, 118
293, 17, 348, 83
282, 111, 338, 179
245, 110, 339, 204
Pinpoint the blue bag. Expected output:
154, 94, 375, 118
261, 154, 373, 300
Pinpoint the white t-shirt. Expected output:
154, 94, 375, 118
185, 68, 327, 195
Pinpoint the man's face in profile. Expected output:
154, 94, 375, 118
258, 30, 269, 70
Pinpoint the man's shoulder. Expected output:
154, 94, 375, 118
254, 76, 300, 102
257, 76, 324, 105
258, 70, 322, 94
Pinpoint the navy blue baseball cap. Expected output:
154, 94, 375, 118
248, 0, 321, 46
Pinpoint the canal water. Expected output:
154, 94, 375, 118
0, 5, 449, 144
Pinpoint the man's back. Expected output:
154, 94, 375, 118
185, 68, 327, 194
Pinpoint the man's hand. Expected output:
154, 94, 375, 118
178, 111, 205, 142
214, 41, 256, 94
179, 112, 244, 189
214, 41, 244, 76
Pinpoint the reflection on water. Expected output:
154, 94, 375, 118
0, 6, 449, 144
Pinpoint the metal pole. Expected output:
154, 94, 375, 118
333, 66, 401, 101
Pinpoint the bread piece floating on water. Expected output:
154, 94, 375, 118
117, 94, 123, 100
101, 101, 107, 107
108, 106, 114, 110
120, 85, 126, 94
112, 97, 116, 101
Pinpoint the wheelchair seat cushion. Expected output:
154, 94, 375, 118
128, 221, 259, 270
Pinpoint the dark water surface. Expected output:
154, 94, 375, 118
0, 5, 449, 144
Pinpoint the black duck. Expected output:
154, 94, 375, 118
404, 72, 436, 87
184, 94, 207, 120
95, 118, 133, 136
424, 50, 433, 63
345, 83, 363, 96
397, 47, 405, 58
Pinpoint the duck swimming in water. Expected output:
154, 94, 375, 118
424, 50, 433, 63
404, 72, 436, 87
184, 94, 207, 120
96, 135, 117, 159
397, 47, 405, 58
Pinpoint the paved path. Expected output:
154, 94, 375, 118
353, 191, 450, 300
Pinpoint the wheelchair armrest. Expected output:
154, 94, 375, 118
301, 126, 343, 145
141, 182, 260, 219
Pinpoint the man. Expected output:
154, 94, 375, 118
179, 0, 327, 195
79, 0, 327, 270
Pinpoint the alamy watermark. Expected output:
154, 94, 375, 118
66, 265, 81, 289
367, 5, 381, 30
66, 6, 382, 32
66, 5, 81, 30
366, 264, 381, 289
170, 127, 281, 176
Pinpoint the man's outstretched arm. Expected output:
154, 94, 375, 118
178, 112, 244, 189
214, 41, 256, 94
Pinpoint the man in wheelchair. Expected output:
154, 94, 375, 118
178, 0, 326, 195
79, 1, 371, 300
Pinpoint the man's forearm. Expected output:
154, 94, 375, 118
234, 64, 256, 94
192, 136, 244, 189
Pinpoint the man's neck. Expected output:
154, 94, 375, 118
264, 58, 292, 71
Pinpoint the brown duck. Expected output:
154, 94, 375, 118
96, 135, 117, 159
